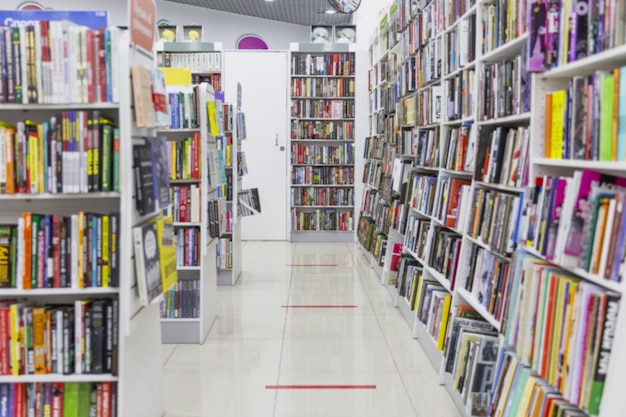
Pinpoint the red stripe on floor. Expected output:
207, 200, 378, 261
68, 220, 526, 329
281, 305, 357, 308
266, 385, 376, 390
286, 264, 338, 266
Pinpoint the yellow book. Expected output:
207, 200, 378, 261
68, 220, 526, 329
436, 295, 451, 350
207, 100, 219, 136
155, 216, 178, 292
102, 215, 109, 287
37, 123, 44, 193
548, 278, 567, 385
544, 93, 553, 158
160, 67, 191, 85
550, 90, 567, 159
517, 377, 538, 416
559, 281, 578, 392
9, 302, 29, 375
170, 142, 177, 180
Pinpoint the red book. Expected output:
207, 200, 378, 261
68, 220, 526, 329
101, 382, 111, 417
97, 28, 107, 103
192, 132, 200, 179
51, 382, 63, 417
15, 383, 25, 417
0, 308, 9, 374
85, 29, 95, 103
445, 178, 471, 228
96, 383, 103, 417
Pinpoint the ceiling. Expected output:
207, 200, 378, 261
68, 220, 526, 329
163, 0, 355, 26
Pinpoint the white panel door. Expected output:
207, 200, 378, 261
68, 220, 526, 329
224, 51, 289, 241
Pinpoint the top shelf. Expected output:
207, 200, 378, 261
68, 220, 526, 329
480, 33, 528, 63
540, 44, 626, 80
0, 102, 119, 111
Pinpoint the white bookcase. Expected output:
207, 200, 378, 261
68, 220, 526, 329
0, 28, 164, 417
365, 0, 626, 416
157, 83, 218, 343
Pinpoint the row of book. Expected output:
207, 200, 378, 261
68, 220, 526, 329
415, 37, 443, 86
395, 256, 423, 309
236, 151, 248, 177
397, 57, 417, 96
160, 279, 200, 319
482, 0, 526, 55
446, 69, 475, 122
388, 197, 411, 236
0, 113, 120, 195
175, 227, 201, 267
415, 85, 443, 126
166, 89, 201, 129
290, 187, 354, 207
357, 216, 377, 252
442, 124, 474, 173
167, 185, 201, 223
290, 143, 355, 165
443, 310, 499, 417
405, 216, 431, 261
238, 188, 262, 217
416, 276, 452, 351
291, 77, 355, 98
363, 135, 385, 160
503, 252, 620, 415
445, 15, 477, 74
519, 170, 626, 282
206, 148, 226, 189
489, 352, 591, 417
290, 120, 354, 140
362, 160, 382, 190
544, 67, 626, 162
290, 54, 355, 76
0, 382, 117, 417
443, 0, 476, 29
207, 198, 228, 238
168, 133, 202, 180
468, 188, 520, 256
290, 166, 354, 186
216, 237, 232, 270
479, 54, 530, 121
0, 212, 119, 290
156, 51, 221, 73
465, 243, 512, 321
475, 125, 530, 188
0, 24, 122, 104
528, 0, 625, 71
0, 299, 118, 376
191, 73, 222, 92
400, 2, 441, 57
408, 172, 438, 217
432, 176, 472, 229
290, 208, 354, 232
413, 127, 440, 167
290, 99, 355, 119
430, 228, 462, 286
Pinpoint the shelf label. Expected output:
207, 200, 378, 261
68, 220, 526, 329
237, 82, 242, 108
0, 10, 108, 30
130, 0, 156, 53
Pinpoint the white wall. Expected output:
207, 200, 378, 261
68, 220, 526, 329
2, 0, 310, 49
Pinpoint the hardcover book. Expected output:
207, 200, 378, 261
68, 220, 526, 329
132, 142, 155, 216
133, 221, 163, 306
145, 137, 170, 210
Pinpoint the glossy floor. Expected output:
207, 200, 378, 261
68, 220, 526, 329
162, 242, 462, 417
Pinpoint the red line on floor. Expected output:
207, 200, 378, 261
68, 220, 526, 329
266, 385, 376, 390
286, 264, 339, 266
281, 305, 358, 308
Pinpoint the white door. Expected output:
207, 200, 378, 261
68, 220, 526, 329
223, 51, 289, 241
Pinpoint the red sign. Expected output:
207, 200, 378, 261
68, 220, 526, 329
129, 0, 156, 53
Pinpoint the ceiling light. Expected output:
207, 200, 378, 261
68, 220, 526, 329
325, 9, 336, 13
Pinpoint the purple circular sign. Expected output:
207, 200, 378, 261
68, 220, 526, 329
237, 35, 268, 50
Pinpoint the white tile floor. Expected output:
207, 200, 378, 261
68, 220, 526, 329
162, 241, 462, 417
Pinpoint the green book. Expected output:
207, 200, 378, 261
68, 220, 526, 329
112, 128, 120, 192
599, 72, 615, 161
101, 121, 113, 192
64, 382, 92, 417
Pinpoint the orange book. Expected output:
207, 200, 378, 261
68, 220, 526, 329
1, 124, 16, 193
32, 307, 46, 374
612, 68, 620, 160
544, 93, 553, 158
540, 273, 557, 378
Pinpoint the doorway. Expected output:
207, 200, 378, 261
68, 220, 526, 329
223, 50, 290, 241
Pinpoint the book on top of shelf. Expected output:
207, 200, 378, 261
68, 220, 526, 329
133, 141, 155, 216
151, 69, 170, 127
155, 216, 178, 293
145, 137, 171, 210
130, 65, 156, 128
133, 221, 163, 306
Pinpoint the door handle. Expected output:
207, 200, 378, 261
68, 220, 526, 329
275, 133, 279, 146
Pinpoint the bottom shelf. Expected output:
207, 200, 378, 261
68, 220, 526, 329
217, 268, 242, 286
414, 320, 443, 372
290, 230, 355, 242
161, 319, 210, 344
385, 283, 397, 302
442, 371, 470, 417
397, 297, 415, 330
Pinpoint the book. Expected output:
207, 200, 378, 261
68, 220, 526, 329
155, 216, 177, 293
145, 137, 170, 210
132, 222, 163, 306
132, 142, 155, 216
130, 65, 155, 128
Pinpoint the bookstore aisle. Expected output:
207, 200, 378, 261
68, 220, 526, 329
160, 241, 460, 417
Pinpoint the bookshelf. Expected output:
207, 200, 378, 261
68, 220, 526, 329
365, 0, 626, 416
289, 43, 357, 242
157, 82, 218, 344
0, 18, 164, 417
215, 99, 242, 287
155, 41, 223, 91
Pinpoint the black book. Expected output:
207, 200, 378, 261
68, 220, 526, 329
133, 142, 155, 215
91, 300, 106, 374
63, 306, 74, 375
105, 300, 114, 373
109, 213, 120, 287
84, 302, 93, 373
146, 137, 170, 210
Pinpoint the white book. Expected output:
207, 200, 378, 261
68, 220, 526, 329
71, 214, 79, 288
19, 26, 28, 104
33, 22, 43, 104
74, 299, 84, 374
0, 127, 5, 189
109, 27, 119, 103
459, 19, 469, 67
